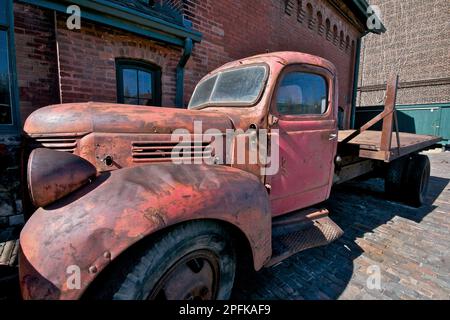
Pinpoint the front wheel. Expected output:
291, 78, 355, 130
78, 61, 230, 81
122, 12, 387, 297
86, 221, 236, 300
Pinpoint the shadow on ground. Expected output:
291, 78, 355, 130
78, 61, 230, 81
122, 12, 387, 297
231, 175, 449, 300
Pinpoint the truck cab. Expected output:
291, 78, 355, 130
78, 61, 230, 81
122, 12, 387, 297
19, 52, 439, 300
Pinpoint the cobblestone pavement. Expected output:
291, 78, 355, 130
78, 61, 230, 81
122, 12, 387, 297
232, 151, 450, 300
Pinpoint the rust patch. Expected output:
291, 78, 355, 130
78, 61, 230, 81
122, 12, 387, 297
144, 208, 167, 228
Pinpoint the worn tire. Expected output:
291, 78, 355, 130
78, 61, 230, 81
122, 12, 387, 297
85, 221, 236, 300
404, 154, 430, 207
385, 156, 408, 200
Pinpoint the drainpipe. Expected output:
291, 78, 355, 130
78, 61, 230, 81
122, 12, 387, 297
175, 38, 193, 108
350, 37, 362, 129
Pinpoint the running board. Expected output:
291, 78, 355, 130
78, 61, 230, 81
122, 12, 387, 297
266, 208, 343, 267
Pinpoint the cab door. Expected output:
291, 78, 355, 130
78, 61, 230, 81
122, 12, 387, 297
267, 65, 338, 216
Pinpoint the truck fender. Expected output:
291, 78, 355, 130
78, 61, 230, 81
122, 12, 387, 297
20, 163, 272, 299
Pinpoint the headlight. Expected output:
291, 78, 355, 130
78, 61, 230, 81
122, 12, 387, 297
27, 148, 97, 207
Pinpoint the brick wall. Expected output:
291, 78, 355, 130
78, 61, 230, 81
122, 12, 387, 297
14, 0, 362, 126
55, 15, 182, 106
0, 3, 61, 228
357, 0, 450, 106
14, 3, 60, 124
183, 0, 362, 127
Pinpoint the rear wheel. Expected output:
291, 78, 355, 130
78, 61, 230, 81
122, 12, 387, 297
385, 156, 408, 200
404, 154, 430, 207
86, 221, 236, 300
384, 154, 430, 207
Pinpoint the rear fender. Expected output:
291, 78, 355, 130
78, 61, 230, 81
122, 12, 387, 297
20, 164, 271, 299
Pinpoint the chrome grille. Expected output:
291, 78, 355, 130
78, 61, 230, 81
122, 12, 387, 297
29, 136, 78, 153
132, 141, 212, 163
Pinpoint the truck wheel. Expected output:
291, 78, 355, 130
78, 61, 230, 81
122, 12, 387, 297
385, 156, 408, 200
404, 154, 430, 207
87, 221, 236, 300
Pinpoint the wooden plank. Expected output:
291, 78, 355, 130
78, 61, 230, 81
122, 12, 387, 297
380, 76, 399, 151
339, 130, 441, 162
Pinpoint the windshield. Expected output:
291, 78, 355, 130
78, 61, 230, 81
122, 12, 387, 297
188, 65, 268, 109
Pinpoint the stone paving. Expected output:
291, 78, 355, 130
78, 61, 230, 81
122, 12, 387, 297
232, 151, 450, 300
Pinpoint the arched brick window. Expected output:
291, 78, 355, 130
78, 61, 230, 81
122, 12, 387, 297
296, 0, 304, 23
306, 3, 314, 29
325, 19, 331, 41
116, 59, 162, 106
317, 11, 323, 35
333, 25, 338, 45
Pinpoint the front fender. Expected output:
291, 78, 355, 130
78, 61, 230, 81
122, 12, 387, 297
20, 164, 271, 300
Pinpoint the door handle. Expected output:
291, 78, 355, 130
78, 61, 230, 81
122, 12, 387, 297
329, 133, 338, 141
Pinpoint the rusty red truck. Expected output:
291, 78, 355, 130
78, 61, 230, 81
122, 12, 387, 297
19, 52, 441, 300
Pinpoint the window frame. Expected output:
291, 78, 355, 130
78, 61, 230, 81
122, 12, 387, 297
116, 59, 162, 106
0, 0, 20, 133
270, 64, 334, 121
188, 63, 269, 110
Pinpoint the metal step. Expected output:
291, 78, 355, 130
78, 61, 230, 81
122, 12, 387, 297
0, 239, 19, 267
266, 208, 343, 267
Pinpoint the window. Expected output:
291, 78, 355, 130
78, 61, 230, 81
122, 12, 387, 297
0, 30, 11, 124
116, 60, 161, 106
276, 72, 328, 115
0, 0, 17, 130
188, 65, 267, 109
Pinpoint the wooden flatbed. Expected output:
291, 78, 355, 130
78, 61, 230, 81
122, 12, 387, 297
338, 130, 441, 162
338, 76, 441, 163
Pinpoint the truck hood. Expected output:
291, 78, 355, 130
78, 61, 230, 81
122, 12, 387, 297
24, 102, 234, 135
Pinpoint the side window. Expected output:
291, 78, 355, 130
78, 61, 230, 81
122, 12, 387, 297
0, 0, 17, 129
276, 72, 328, 115
0, 30, 11, 124
116, 60, 161, 106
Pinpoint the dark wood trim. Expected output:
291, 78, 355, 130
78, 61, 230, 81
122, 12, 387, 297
358, 77, 450, 92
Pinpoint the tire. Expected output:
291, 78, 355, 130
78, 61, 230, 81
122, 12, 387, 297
404, 154, 430, 207
385, 156, 408, 200
85, 221, 236, 300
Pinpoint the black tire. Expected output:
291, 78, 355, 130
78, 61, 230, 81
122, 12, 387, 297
385, 156, 408, 200
404, 154, 430, 207
86, 221, 236, 300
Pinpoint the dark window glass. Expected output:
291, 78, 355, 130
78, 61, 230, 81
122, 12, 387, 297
0, 0, 7, 26
122, 69, 138, 98
276, 72, 328, 115
138, 70, 152, 105
117, 61, 161, 106
0, 31, 12, 124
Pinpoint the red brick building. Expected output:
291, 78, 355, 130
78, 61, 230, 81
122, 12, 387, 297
0, 0, 381, 228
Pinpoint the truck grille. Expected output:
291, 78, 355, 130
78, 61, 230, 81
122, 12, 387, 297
29, 136, 78, 153
132, 141, 212, 163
